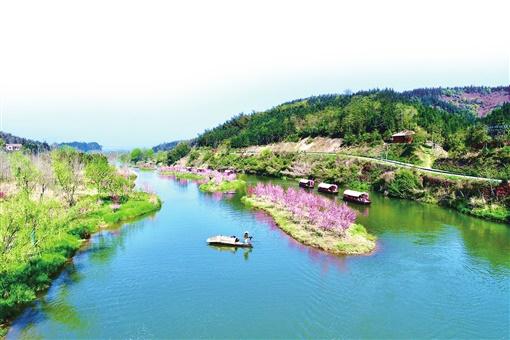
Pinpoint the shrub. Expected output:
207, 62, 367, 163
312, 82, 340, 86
387, 169, 423, 199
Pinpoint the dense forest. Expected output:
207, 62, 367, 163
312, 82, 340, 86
196, 87, 509, 152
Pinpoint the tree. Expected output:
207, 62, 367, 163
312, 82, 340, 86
9, 152, 39, 195
51, 148, 83, 206
144, 148, 154, 161
395, 103, 418, 131
130, 148, 143, 163
84, 155, 114, 196
107, 174, 133, 200
33, 153, 55, 201
466, 125, 491, 149
167, 142, 191, 164
155, 151, 168, 164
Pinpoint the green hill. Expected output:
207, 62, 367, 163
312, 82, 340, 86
196, 87, 509, 153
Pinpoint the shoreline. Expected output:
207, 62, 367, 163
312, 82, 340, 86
181, 148, 509, 224
242, 195, 376, 256
0, 192, 162, 336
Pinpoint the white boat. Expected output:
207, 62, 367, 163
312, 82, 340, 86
206, 235, 253, 248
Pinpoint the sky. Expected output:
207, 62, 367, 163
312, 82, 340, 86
0, 0, 509, 149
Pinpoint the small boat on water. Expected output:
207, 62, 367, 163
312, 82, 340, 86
343, 189, 371, 205
299, 179, 315, 188
207, 233, 253, 248
317, 182, 339, 194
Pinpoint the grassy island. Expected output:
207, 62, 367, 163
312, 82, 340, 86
199, 179, 246, 193
242, 183, 376, 255
0, 149, 161, 334
160, 170, 206, 181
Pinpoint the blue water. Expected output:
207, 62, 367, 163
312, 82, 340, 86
8, 171, 510, 338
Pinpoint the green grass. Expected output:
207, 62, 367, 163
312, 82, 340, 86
160, 171, 205, 180
199, 179, 246, 193
242, 196, 376, 255
470, 204, 510, 223
86, 193, 161, 225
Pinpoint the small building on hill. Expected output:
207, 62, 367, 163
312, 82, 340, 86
5, 143, 22, 151
391, 130, 415, 143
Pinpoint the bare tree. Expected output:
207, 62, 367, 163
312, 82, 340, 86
32, 153, 55, 201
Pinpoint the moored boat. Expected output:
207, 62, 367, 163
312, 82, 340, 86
343, 189, 371, 204
317, 182, 339, 194
206, 235, 253, 248
299, 178, 315, 188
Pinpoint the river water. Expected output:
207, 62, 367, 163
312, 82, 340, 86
7, 171, 510, 338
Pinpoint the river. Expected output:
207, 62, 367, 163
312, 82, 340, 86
7, 171, 510, 338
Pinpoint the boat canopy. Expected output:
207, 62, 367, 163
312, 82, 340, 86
299, 179, 312, 184
318, 183, 337, 190
343, 189, 369, 197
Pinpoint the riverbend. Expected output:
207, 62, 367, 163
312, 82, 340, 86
7, 170, 510, 338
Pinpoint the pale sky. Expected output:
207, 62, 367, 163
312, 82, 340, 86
0, 0, 508, 149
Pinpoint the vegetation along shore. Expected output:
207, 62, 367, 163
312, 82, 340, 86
0, 148, 161, 334
159, 166, 246, 193
121, 87, 509, 223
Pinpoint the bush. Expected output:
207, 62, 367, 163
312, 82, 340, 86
387, 169, 423, 199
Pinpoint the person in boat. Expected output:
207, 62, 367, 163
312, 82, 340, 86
243, 231, 252, 245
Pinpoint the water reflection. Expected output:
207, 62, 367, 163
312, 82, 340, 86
208, 245, 252, 261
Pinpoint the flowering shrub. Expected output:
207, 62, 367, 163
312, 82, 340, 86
111, 203, 121, 211
249, 183, 356, 233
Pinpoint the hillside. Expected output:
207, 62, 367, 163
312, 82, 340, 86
152, 140, 182, 152
196, 87, 509, 151
0, 131, 51, 152
402, 86, 509, 117
56, 141, 102, 152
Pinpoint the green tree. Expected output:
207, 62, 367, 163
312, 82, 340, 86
130, 148, 143, 163
466, 125, 491, 149
167, 142, 191, 164
387, 169, 423, 199
395, 103, 418, 130
51, 148, 83, 206
107, 174, 132, 199
85, 155, 114, 196
9, 152, 39, 195
144, 148, 154, 161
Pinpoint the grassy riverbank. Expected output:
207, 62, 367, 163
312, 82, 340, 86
181, 147, 509, 224
242, 196, 376, 255
0, 150, 162, 334
199, 179, 246, 193
0, 192, 161, 334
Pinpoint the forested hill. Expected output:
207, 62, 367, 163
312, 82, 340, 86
56, 141, 102, 152
196, 86, 510, 151
152, 140, 182, 152
0, 131, 51, 152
